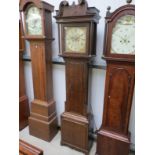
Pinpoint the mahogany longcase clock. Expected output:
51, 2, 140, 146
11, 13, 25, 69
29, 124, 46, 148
55, 0, 100, 154
19, 20, 30, 130
20, 0, 58, 141
96, 1, 135, 155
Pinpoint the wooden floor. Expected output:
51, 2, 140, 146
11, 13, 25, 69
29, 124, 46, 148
19, 127, 135, 155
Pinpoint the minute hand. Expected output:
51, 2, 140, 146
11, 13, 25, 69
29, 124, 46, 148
113, 34, 125, 40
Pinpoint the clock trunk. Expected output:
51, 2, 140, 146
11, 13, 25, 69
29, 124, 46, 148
96, 61, 134, 155
61, 58, 92, 154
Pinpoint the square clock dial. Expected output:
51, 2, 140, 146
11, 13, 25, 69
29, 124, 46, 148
25, 5, 42, 35
111, 15, 135, 55
64, 27, 87, 53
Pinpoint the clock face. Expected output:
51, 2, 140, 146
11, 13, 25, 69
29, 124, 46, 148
25, 6, 42, 35
111, 15, 135, 55
64, 27, 87, 53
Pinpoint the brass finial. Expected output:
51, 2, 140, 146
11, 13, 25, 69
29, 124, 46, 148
72, 1, 76, 6
62, 0, 68, 6
106, 6, 111, 16
107, 6, 111, 12
78, 0, 82, 3
78, 0, 85, 4
127, 0, 132, 4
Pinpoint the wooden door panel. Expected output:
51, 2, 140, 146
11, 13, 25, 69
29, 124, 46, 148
30, 41, 46, 101
66, 60, 88, 115
103, 63, 134, 134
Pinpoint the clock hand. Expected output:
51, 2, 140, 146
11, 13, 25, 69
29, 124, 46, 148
118, 34, 131, 44
113, 34, 126, 45
113, 34, 124, 41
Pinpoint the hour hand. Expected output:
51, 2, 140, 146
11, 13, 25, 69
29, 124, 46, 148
114, 34, 124, 40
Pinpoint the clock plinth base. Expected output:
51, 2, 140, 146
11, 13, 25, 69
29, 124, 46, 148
29, 99, 58, 142
19, 95, 30, 130
61, 112, 93, 155
96, 129, 130, 155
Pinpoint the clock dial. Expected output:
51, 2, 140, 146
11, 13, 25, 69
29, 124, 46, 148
26, 6, 42, 35
64, 27, 87, 53
111, 15, 135, 55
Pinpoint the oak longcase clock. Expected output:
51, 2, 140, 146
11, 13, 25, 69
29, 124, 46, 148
96, 1, 135, 155
20, 0, 58, 141
55, 0, 100, 154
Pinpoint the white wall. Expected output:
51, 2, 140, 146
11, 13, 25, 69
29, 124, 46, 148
23, 0, 135, 150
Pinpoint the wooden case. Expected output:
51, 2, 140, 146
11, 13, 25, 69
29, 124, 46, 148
55, 0, 100, 154
20, 0, 58, 141
96, 2, 135, 155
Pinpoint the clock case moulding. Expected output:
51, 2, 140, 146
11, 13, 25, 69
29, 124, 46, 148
19, 139, 43, 155
96, 3, 135, 155
54, 0, 100, 154
20, 0, 58, 142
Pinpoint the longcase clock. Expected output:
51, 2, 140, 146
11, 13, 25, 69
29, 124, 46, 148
20, 0, 58, 141
96, 1, 135, 155
19, 20, 30, 130
55, 0, 100, 154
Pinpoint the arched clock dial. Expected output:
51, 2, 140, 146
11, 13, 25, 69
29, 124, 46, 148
64, 27, 87, 53
111, 15, 135, 55
25, 5, 42, 35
